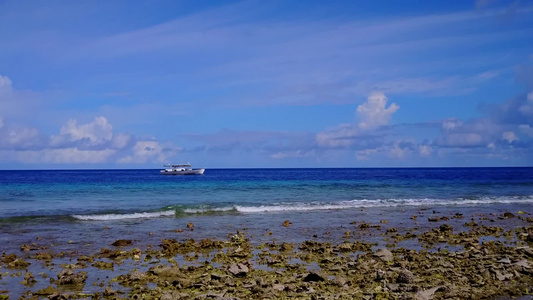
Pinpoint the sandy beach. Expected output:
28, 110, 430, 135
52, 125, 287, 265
2, 207, 532, 300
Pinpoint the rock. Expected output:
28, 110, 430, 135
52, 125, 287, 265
7, 258, 30, 268
334, 276, 347, 286
302, 272, 325, 282
494, 270, 513, 281
20, 271, 36, 285
283, 220, 292, 227
148, 265, 186, 278
428, 217, 439, 222
35, 252, 52, 260
397, 269, 415, 284
415, 286, 445, 300
103, 286, 115, 296
20, 244, 37, 252
92, 261, 114, 269
111, 239, 132, 247
56, 269, 87, 285
227, 263, 249, 277
387, 283, 400, 292
515, 259, 531, 269
439, 224, 453, 232
498, 257, 511, 264
34, 286, 58, 295
503, 212, 515, 218
272, 283, 285, 291
375, 248, 393, 262
387, 227, 398, 233
187, 222, 194, 230
359, 222, 370, 230
48, 292, 69, 300
411, 215, 417, 220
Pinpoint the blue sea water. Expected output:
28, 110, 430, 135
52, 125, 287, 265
1, 167, 532, 253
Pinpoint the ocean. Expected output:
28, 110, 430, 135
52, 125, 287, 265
1, 167, 532, 254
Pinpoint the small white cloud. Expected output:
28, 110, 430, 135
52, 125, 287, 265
356, 148, 379, 161
442, 118, 463, 131
356, 92, 399, 130
419, 145, 432, 157
388, 146, 406, 159
59, 116, 113, 145
519, 91, 533, 116
270, 150, 311, 159
487, 143, 495, 149
316, 124, 359, 148
2, 127, 41, 149
0, 75, 12, 92
502, 131, 518, 143
519, 124, 533, 137
112, 133, 131, 149
119, 140, 181, 164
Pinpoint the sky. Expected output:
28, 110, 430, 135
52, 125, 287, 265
0, 0, 532, 169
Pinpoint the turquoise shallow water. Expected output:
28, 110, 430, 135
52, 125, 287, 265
1, 167, 532, 253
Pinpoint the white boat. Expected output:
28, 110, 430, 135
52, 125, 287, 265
160, 164, 205, 175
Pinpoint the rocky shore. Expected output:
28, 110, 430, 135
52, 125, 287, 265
1, 210, 533, 299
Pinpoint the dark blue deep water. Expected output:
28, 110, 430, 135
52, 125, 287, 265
1, 167, 532, 254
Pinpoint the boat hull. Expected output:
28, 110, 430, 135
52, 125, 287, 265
160, 169, 205, 175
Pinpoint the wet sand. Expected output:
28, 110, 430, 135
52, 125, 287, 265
1, 208, 533, 299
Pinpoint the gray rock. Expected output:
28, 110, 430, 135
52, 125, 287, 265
375, 248, 393, 262
515, 259, 531, 269
415, 286, 444, 300
227, 263, 249, 277
498, 257, 511, 264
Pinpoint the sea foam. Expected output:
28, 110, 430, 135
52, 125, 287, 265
72, 210, 175, 221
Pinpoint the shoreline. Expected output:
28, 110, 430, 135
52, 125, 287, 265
1, 208, 533, 299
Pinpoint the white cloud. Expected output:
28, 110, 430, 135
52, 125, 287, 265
316, 124, 359, 148
112, 133, 131, 149
356, 148, 379, 160
0, 115, 181, 165
356, 92, 399, 130
519, 124, 533, 137
118, 140, 181, 164
442, 118, 464, 131
419, 145, 433, 157
0, 125, 43, 150
270, 150, 313, 159
0, 75, 13, 92
518, 91, 533, 116
60, 116, 113, 145
389, 146, 406, 159
502, 131, 518, 143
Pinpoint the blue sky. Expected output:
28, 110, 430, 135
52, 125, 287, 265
0, 0, 532, 169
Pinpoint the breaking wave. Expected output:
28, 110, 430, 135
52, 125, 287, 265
70, 195, 533, 221
72, 210, 175, 221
